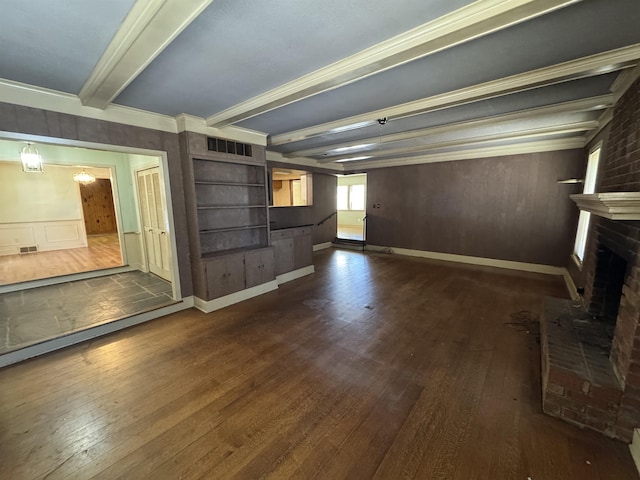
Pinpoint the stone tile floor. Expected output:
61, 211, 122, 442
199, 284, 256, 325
0, 271, 174, 354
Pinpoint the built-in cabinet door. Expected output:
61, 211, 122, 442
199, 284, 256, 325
205, 254, 245, 299
294, 228, 313, 270
271, 233, 295, 275
137, 167, 172, 282
244, 248, 275, 288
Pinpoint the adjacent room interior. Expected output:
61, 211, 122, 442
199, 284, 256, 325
2, 0, 640, 478
0, 139, 177, 354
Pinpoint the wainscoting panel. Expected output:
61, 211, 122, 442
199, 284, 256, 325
0, 220, 87, 256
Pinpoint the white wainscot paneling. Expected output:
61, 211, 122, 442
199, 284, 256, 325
0, 220, 87, 256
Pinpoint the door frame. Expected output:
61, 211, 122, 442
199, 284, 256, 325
0, 132, 182, 301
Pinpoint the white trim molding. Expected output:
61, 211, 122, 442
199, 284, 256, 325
176, 114, 267, 146
276, 265, 315, 285
313, 242, 333, 251
266, 150, 344, 172
344, 137, 584, 171
366, 244, 566, 275
317, 121, 597, 164
570, 192, 640, 220
270, 44, 640, 146
287, 95, 613, 159
0, 78, 268, 145
193, 280, 279, 313
79, 0, 214, 109
206, 0, 581, 127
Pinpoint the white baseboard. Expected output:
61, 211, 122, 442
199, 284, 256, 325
630, 429, 640, 476
562, 269, 580, 301
276, 265, 315, 285
194, 280, 279, 313
313, 242, 333, 251
366, 244, 565, 275
0, 298, 193, 368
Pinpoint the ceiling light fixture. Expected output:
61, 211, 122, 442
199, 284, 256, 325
20, 142, 43, 173
73, 169, 96, 185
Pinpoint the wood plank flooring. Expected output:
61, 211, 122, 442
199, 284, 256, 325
0, 249, 637, 479
0, 234, 123, 285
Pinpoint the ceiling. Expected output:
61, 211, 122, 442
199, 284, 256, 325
1, 0, 639, 171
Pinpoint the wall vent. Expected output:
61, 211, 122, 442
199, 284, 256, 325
19, 246, 38, 254
207, 137, 252, 157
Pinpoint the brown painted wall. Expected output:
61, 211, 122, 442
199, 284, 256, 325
366, 150, 585, 266
268, 169, 337, 245
0, 102, 193, 296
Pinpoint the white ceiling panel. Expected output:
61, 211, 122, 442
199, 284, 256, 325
0, 0, 136, 94
113, 0, 474, 116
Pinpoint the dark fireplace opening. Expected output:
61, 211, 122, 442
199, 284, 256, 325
590, 244, 628, 329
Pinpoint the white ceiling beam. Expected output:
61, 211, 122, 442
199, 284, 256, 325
79, 0, 213, 109
286, 95, 612, 158
342, 137, 586, 171
316, 121, 597, 163
270, 44, 640, 146
205, 0, 582, 127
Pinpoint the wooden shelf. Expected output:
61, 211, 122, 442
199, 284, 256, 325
197, 205, 266, 210
199, 225, 267, 234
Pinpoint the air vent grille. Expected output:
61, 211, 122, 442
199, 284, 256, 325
207, 137, 252, 157
19, 246, 38, 254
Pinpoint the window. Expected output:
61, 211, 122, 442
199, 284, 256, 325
337, 184, 366, 211
337, 185, 349, 210
573, 145, 602, 263
350, 184, 365, 210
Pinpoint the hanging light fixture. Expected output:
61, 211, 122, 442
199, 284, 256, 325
20, 142, 43, 173
73, 169, 96, 185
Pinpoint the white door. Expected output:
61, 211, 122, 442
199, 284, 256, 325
137, 167, 172, 282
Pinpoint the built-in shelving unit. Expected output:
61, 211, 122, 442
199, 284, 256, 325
180, 131, 275, 302
192, 158, 269, 256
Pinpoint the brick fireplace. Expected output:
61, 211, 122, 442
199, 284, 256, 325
541, 75, 640, 442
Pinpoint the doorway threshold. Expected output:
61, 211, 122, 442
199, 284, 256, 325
0, 265, 138, 294
0, 271, 177, 361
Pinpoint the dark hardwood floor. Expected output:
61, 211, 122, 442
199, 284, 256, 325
0, 249, 637, 479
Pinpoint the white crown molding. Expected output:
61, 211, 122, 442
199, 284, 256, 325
611, 65, 640, 103
343, 137, 584, 171
0, 78, 179, 132
205, 0, 581, 127
176, 114, 268, 146
270, 44, 640, 146
79, 0, 214, 109
286, 95, 612, 158
318, 121, 597, 163
0, 78, 268, 144
584, 108, 614, 145
570, 192, 640, 220
266, 150, 344, 172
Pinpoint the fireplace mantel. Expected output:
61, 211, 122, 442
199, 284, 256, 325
570, 192, 640, 220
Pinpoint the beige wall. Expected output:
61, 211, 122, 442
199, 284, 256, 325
0, 162, 82, 223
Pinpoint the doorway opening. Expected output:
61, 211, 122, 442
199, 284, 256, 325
0, 138, 180, 355
337, 173, 367, 241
